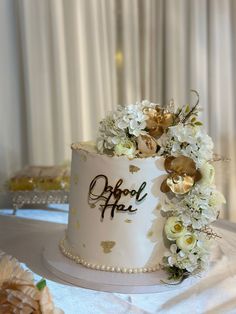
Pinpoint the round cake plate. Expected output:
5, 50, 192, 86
42, 231, 199, 294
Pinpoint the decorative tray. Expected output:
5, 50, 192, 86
7, 165, 70, 213
11, 190, 69, 212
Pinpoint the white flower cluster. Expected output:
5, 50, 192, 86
97, 100, 156, 154
158, 124, 214, 167
165, 234, 210, 273
161, 162, 225, 277
96, 97, 225, 279
161, 184, 225, 229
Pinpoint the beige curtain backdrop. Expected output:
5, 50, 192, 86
0, 0, 235, 220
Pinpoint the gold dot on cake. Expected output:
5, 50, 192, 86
89, 203, 96, 208
147, 230, 154, 238
81, 153, 87, 162
100, 241, 116, 253
74, 175, 79, 185
71, 208, 76, 215
129, 165, 140, 173
124, 219, 132, 223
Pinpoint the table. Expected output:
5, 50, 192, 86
1, 209, 236, 314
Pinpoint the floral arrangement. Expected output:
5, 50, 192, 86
0, 253, 63, 313
97, 91, 226, 281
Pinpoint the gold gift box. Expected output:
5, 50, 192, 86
9, 166, 70, 192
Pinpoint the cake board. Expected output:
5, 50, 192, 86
42, 230, 200, 294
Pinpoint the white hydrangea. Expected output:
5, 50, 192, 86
97, 100, 157, 153
161, 184, 225, 229
158, 124, 214, 167
97, 115, 127, 153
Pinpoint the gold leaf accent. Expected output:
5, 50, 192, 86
80, 153, 87, 162
100, 241, 116, 253
89, 204, 96, 208
124, 219, 132, 223
74, 175, 79, 185
129, 165, 140, 173
71, 208, 76, 215
147, 230, 154, 238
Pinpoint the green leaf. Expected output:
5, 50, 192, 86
185, 104, 190, 113
36, 278, 47, 291
191, 117, 196, 122
194, 121, 203, 126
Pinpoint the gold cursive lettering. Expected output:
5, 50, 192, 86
88, 174, 147, 219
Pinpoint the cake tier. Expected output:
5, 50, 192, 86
64, 142, 167, 272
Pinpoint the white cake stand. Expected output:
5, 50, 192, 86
42, 231, 200, 293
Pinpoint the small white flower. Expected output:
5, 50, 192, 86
164, 217, 187, 241
176, 233, 197, 252
114, 139, 136, 157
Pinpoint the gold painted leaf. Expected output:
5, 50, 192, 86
100, 241, 116, 253
147, 230, 154, 238
129, 165, 140, 173
124, 219, 132, 223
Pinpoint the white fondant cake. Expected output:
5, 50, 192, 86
61, 142, 167, 273
60, 97, 225, 281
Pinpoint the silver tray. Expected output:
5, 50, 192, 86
10, 190, 69, 214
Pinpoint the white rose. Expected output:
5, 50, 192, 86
114, 140, 136, 157
164, 216, 187, 241
199, 162, 215, 186
176, 233, 197, 252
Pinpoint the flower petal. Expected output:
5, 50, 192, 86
160, 178, 171, 193
171, 155, 197, 176
164, 156, 175, 173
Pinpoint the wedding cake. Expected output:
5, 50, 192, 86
60, 93, 225, 280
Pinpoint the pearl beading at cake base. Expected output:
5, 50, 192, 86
59, 238, 160, 274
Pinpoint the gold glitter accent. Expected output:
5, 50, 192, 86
124, 219, 132, 223
129, 165, 140, 173
74, 175, 79, 185
71, 207, 76, 215
76, 220, 80, 229
100, 241, 116, 253
80, 153, 87, 162
147, 230, 154, 238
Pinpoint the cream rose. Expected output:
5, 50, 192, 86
137, 134, 157, 156
164, 216, 187, 241
199, 162, 215, 186
114, 139, 136, 157
176, 233, 197, 252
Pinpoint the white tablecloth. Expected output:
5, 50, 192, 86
1, 209, 236, 314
